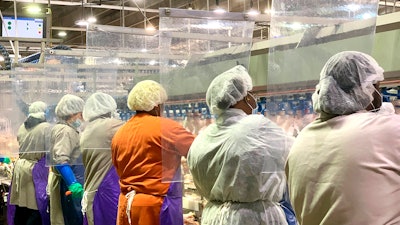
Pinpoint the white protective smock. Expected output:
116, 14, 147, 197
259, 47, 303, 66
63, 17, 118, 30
188, 108, 294, 225
286, 111, 400, 225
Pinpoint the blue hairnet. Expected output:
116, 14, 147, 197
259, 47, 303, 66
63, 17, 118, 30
83, 92, 117, 121
312, 51, 384, 115
206, 65, 253, 116
127, 80, 168, 112
28, 101, 47, 120
55, 94, 85, 118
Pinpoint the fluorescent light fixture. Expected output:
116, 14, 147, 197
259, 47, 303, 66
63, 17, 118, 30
75, 19, 88, 26
288, 22, 303, 30
347, 4, 360, 12
58, 31, 67, 37
149, 60, 156, 65
26, 5, 42, 14
264, 9, 275, 15
214, 7, 226, 14
87, 16, 97, 23
247, 9, 260, 16
145, 24, 156, 31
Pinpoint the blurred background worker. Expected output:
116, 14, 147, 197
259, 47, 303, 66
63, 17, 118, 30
48, 94, 85, 225
286, 51, 400, 225
187, 65, 295, 225
80, 92, 124, 225
9, 101, 51, 225
111, 80, 195, 225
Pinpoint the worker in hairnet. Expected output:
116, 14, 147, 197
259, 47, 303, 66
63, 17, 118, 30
111, 80, 195, 225
187, 65, 295, 225
48, 94, 85, 225
286, 51, 400, 225
80, 92, 124, 225
9, 101, 51, 225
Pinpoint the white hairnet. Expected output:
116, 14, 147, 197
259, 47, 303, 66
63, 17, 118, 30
312, 51, 384, 115
127, 80, 168, 111
83, 92, 117, 121
28, 101, 47, 120
55, 94, 85, 119
206, 65, 253, 116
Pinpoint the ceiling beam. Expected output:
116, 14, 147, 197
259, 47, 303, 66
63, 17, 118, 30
1, 0, 159, 13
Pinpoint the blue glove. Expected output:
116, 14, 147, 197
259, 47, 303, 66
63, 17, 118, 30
0, 157, 11, 164
55, 164, 84, 198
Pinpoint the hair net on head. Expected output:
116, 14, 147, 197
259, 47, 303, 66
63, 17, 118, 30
206, 65, 253, 115
127, 80, 168, 112
28, 101, 47, 120
55, 94, 85, 119
312, 51, 384, 115
83, 92, 117, 121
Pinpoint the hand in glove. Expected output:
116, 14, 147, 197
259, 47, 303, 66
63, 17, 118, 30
0, 157, 11, 164
55, 164, 84, 199
67, 182, 84, 198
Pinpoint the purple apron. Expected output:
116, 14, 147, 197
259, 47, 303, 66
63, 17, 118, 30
32, 156, 50, 225
89, 166, 120, 225
7, 156, 49, 225
7, 182, 16, 225
159, 167, 184, 225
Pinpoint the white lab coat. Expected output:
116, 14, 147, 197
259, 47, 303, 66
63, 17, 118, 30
188, 108, 293, 225
286, 111, 400, 225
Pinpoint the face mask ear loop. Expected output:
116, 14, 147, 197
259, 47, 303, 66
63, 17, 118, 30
244, 96, 255, 111
369, 86, 382, 112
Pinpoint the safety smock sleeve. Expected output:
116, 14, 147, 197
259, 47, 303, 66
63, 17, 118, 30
52, 125, 79, 164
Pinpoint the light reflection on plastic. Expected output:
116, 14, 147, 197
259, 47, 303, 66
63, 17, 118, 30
347, 4, 360, 12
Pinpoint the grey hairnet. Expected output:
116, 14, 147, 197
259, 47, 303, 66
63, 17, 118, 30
28, 101, 47, 120
83, 92, 117, 121
206, 65, 253, 116
55, 94, 85, 119
127, 80, 168, 111
312, 51, 384, 115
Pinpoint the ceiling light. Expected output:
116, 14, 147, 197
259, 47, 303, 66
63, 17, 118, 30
87, 16, 97, 23
58, 31, 67, 37
145, 24, 156, 31
247, 9, 260, 16
75, 19, 88, 26
26, 5, 42, 14
214, 7, 226, 14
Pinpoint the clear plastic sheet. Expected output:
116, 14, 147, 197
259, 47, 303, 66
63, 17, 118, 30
158, 8, 255, 182
46, 25, 158, 165
266, 0, 380, 136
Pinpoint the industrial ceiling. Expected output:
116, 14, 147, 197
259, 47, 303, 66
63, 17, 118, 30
0, 0, 399, 58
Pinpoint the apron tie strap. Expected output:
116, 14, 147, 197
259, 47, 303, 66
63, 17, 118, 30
125, 190, 136, 225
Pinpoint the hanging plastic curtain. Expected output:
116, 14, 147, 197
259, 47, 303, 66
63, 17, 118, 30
158, 8, 255, 183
